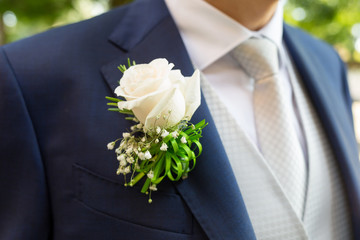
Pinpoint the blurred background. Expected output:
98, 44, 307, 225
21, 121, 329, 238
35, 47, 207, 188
0, 0, 359, 147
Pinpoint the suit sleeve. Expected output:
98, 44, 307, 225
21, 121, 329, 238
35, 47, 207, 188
0, 48, 51, 239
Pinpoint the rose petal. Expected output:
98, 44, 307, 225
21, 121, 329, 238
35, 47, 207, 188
144, 87, 185, 129
181, 69, 201, 120
117, 88, 169, 124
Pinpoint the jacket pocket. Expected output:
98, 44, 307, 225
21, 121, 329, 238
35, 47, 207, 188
73, 163, 193, 234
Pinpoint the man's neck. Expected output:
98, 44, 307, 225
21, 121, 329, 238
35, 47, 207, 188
204, 0, 279, 31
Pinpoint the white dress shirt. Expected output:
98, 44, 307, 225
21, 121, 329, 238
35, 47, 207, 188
164, 0, 307, 155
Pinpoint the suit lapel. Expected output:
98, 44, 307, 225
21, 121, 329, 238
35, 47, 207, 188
100, 0, 256, 239
284, 24, 360, 239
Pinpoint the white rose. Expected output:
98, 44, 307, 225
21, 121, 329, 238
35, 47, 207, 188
115, 58, 200, 129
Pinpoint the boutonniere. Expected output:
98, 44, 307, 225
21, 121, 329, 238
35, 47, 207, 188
106, 58, 207, 203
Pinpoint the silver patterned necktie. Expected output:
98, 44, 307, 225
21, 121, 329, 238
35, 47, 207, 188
231, 38, 307, 219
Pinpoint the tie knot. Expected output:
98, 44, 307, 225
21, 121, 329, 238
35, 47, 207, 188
231, 38, 279, 81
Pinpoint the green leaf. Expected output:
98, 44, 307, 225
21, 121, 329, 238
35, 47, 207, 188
107, 102, 118, 106
105, 96, 122, 102
141, 178, 151, 193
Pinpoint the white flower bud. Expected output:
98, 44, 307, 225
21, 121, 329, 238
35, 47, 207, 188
126, 147, 133, 154
156, 126, 161, 134
160, 143, 168, 151
123, 132, 131, 138
120, 159, 127, 167
155, 139, 159, 144
171, 131, 179, 138
149, 184, 157, 191
107, 142, 115, 150
147, 170, 154, 179
117, 154, 126, 161
144, 150, 152, 160
138, 152, 145, 160
127, 157, 134, 164
181, 136, 187, 144
124, 166, 131, 174
161, 130, 169, 138
137, 123, 143, 129
116, 168, 123, 175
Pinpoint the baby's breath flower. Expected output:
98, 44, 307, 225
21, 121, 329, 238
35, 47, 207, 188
155, 139, 159, 144
141, 137, 146, 142
127, 157, 134, 164
137, 123, 143, 129
130, 126, 136, 131
144, 150, 152, 160
181, 136, 187, 144
149, 184, 157, 191
156, 126, 161, 134
126, 147, 133, 154
171, 131, 179, 138
123, 132, 131, 138
160, 143, 168, 151
124, 166, 131, 174
120, 159, 127, 167
107, 142, 115, 150
116, 167, 123, 175
115, 148, 122, 154
138, 152, 145, 160
161, 130, 169, 138
147, 170, 154, 179
117, 154, 126, 161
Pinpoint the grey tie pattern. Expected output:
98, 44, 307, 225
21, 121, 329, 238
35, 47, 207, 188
231, 38, 307, 219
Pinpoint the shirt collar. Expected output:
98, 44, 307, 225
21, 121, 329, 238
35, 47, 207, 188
165, 0, 284, 70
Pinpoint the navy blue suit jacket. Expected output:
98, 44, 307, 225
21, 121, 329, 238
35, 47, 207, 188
1, 0, 359, 239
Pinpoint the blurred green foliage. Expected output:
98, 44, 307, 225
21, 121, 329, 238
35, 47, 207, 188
1, 0, 360, 65
284, 0, 360, 65
0, 0, 73, 23
0, 0, 129, 44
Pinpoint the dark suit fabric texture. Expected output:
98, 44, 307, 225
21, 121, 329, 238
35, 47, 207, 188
0, 0, 359, 239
